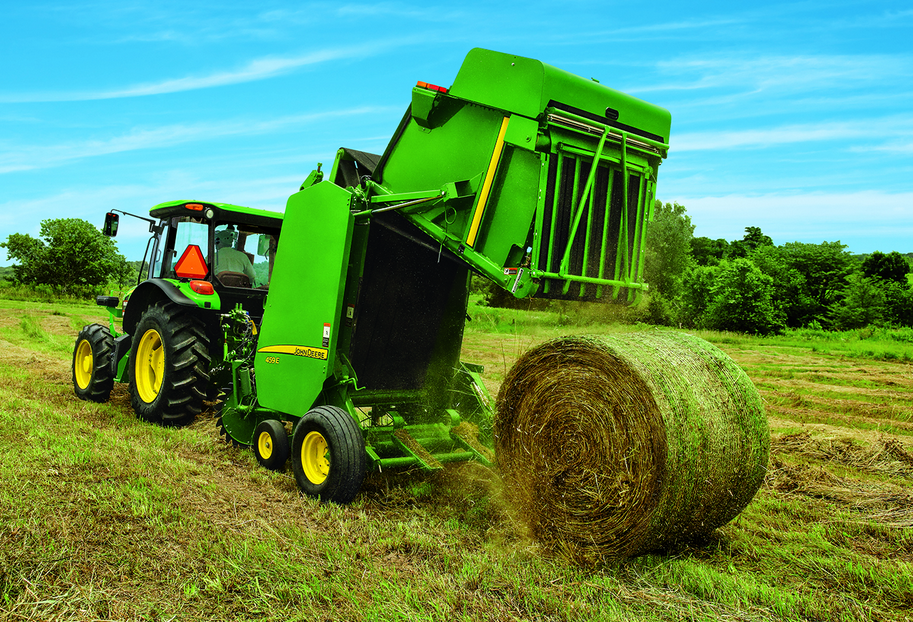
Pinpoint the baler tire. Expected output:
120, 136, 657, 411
72, 324, 115, 403
291, 406, 365, 504
128, 303, 210, 427
254, 420, 290, 471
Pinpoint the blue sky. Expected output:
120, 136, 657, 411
2, 1, 912, 264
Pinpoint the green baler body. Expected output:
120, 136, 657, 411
222, 48, 671, 475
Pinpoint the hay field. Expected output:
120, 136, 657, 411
0, 298, 911, 621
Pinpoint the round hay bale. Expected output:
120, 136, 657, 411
494, 331, 769, 563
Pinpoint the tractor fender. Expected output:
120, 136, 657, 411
122, 279, 200, 336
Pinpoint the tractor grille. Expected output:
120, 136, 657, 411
537, 153, 643, 301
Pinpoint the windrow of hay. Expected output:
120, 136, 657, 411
766, 457, 913, 527
494, 331, 769, 564
773, 432, 913, 478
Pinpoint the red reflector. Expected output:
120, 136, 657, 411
189, 280, 214, 295
174, 245, 209, 279
185, 203, 205, 211
416, 81, 448, 94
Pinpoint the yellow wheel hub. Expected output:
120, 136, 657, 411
258, 431, 274, 460
301, 431, 330, 485
135, 328, 164, 403
74, 339, 93, 390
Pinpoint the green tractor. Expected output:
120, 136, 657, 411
74, 48, 671, 504
72, 201, 282, 426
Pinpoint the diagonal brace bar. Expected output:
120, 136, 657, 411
559, 127, 609, 275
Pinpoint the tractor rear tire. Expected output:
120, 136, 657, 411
254, 420, 290, 471
291, 406, 365, 504
72, 324, 115, 403
128, 302, 210, 427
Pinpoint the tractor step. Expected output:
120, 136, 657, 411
392, 428, 443, 471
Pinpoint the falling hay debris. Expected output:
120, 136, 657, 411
494, 331, 769, 564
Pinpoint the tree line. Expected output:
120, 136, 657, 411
2, 213, 911, 337
643, 202, 913, 335
1, 218, 134, 296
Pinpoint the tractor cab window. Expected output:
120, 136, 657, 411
161, 217, 208, 279
213, 223, 277, 289
150, 220, 170, 278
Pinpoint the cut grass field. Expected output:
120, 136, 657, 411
0, 298, 911, 621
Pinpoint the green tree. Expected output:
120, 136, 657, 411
861, 251, 910, 284
678, 264, 720, 328
728, 226, 774, 259
749, 245, 813, 328
1, 218, 131, 293
690, 237, 729, 266
643, 201, 694, 297
832, 275, 888, 329
884, 280, 913, 326
704, 258, 783, 335
743, 226, 774, 249
774, 241, 854, 327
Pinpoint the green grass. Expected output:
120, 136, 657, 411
467, 296, 913, 364
0, 297, 911, 621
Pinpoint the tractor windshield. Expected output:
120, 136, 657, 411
213, 223, 277, 289
148, 213, 279, 289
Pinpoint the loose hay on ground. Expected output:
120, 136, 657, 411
766, 457, 913, 528
494, 331, 769, 564
774, 431, 913, 478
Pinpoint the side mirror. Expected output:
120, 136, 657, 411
103, 212, 119, 237
257, 234, 271, 257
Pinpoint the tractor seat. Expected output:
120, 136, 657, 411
217, 271, 251, 288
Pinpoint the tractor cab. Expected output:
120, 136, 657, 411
147, 202, 281, 319
104, 201, 283, 327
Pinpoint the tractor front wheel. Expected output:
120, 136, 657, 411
72, 324, 115, 402
291, 406, 365, 504
128, 303, 210, 427
254, 420, 290, 471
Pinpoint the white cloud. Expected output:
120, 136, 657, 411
672, 116, 913, 152
673, 122, 862, 151
0, 172, 310, 265
632, 53, 913, 96
0, 107, 396, 174
672, 191, 913, 253
0, 44, 390, 103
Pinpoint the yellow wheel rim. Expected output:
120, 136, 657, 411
135, 328, 164, 403
301, 431, 329, 485
74, 339, 93, 390
257, 430, 274, 460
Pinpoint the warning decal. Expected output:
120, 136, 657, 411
258, 345, 328, 361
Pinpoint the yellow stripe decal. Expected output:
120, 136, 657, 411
258, 345, 328, 360
466, 116, 510, 248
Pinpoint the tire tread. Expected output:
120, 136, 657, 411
72, 323, 115, 402
128, 302, 210, 426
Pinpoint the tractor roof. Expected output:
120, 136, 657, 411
149, 200, 284, 227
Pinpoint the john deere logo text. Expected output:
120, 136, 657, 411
294, 346, 328, 360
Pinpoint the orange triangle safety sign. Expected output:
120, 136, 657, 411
174, 244, 209, 279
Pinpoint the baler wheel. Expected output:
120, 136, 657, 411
72, 324, 115, 403
291, 406, 365, 504
128, 303, 210, 427
254, 420, 290, 471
